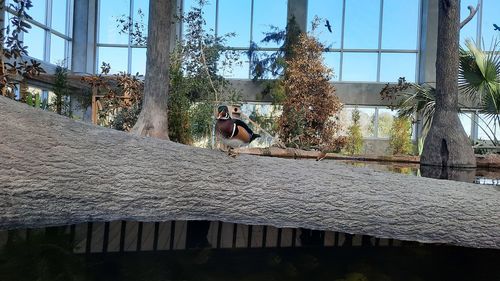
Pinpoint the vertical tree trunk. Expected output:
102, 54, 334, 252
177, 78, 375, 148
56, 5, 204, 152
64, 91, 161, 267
421, 0, 476, 168
132, 0, 172, 140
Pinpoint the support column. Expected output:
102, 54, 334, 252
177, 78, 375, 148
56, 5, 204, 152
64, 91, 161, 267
415, 0, 438, 141
71, 0, 96, 74
418, 0, 438, 85
287, 0, 308, 32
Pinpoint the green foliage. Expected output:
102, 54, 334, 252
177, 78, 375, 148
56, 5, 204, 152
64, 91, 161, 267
190, 102, 214, 143
248, 17, 301, 81
168, 57, 193, 144
23, 91, 41, 108
0, 0, 45, 98
111, 102, 142, 132
248, 17, 301, 105
108, 0, 241, 145
459, 39, 500, 145
345, 108, 364, 155
248, 108, 280, 137
377, 112, 393, 138
51, 65, 71, 116
25, 92, 33, 106
34, 92, 41, 108
381, 39, 500, 146
389, 117, 413, 155
380, 81, 435, 133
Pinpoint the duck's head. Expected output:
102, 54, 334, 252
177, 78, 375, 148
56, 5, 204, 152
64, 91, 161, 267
217, 105, 230, 119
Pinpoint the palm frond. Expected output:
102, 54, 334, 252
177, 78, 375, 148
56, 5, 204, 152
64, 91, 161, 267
459, 38, 500, 108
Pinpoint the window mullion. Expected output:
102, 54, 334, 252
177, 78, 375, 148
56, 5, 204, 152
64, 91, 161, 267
45, 0, 52, 62
339, 0, 346, 81
128, 0, 133, 74
376, 0, 384, 82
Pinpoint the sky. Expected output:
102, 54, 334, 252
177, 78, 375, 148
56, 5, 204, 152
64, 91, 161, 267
6, 0, 500, 82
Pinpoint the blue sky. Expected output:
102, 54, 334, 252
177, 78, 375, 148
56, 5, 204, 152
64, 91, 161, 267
8, 0, 500, 81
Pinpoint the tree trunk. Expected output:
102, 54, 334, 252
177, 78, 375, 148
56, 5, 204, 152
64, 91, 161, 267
421, 0, 476, 168
131, 0, 172, 140
0, 97, 499, 249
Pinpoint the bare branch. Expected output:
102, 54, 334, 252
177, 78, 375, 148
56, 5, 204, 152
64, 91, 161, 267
460, 3, 480, 29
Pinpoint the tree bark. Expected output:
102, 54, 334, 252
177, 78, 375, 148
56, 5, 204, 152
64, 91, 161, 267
1, 97, 499, 249
421, 0, 476, 168
131, 0, 172, 140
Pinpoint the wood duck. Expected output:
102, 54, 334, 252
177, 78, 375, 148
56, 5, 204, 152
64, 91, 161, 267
216, 105, 260, 154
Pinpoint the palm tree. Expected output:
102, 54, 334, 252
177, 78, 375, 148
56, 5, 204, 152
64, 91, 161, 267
459, 38, 500, 145
384, 38, 500, 147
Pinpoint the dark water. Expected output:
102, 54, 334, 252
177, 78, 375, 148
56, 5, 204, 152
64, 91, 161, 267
340, 160, 500, 185
1, 229, 499, 281
1, 162, 500, 280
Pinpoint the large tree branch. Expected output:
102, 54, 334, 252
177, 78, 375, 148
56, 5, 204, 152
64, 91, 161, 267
460, 4, 479, 29
0, 96, 499, 249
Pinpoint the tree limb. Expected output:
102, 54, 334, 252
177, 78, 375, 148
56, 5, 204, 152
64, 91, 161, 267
0, 96, 499, 249
460, 4, 480, 29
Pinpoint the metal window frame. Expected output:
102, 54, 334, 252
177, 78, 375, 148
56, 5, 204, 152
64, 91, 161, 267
343, 105, 411, 140
213, 0, 286, 79
321, 0, 422, 83
5, 0, 74, 68
96, 0, 147, 74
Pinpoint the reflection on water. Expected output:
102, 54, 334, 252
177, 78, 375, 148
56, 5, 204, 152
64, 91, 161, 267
341, 160, 500, 185
2, 162, 500, 280
1, 229, 499, 281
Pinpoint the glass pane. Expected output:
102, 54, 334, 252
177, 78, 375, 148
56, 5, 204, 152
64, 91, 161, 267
338, 107, 352, 136
253, 0, 287, 48
131, 47, 147, 75
380, 53, 417, 83
50, 34, 66, 65
250, 50, 283, 79
340, 107, 376, 138
308, 0, 343, 49
98, 0, 130, 44
52, 0, 68, 34
4, 12, 16, 38
481, 0, 500, 49
183, 0, 216, 35
476, 113, 500, 141
460, 0, 478, 46
381, 0, 418, 49
344, 0, 380, 49
358, 107, 376, 138
23, 25, 45, 60
132, 0, 149, 46
218, 52, 249, 79
30, 0, 46, 24
459, 112, 472, 137
97, 47, 129, 74
27, 86, 43, 96
342, 52, 377, 81
323, 52, 340, 81
218, 0, 251, 47
377, 108, 397, 138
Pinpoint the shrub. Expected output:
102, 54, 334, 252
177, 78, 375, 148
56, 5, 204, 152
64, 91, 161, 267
389, 116, 413, 155
345, 108, 364, 155
279, 32, 342, 149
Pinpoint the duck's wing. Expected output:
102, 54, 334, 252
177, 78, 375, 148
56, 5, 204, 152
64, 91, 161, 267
234, 119, 254, 135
